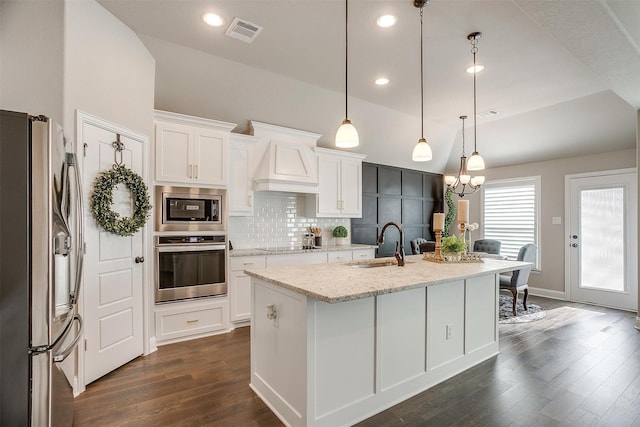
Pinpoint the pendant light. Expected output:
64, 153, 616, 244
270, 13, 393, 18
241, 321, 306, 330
411, 0, 432, 162
466, 32, 485, 171
444, 116, 485, 197
335, 0, 359, 148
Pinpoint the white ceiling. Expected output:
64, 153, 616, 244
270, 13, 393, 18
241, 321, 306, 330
98, 0, 640, 173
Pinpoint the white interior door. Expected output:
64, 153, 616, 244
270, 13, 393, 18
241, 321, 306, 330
82, 121, 145, 384
567, 170, 637, 311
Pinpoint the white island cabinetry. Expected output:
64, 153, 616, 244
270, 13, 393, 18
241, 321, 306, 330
154, 110, 236, 186
247, 257, 529, 427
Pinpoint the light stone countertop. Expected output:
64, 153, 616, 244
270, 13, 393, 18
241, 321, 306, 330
229, 244, 377, 257
245, 254, 532, 303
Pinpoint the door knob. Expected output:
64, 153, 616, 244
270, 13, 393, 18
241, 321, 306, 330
135, 256, 145, 263
571, 235, 578, 239
571, 243, 578, 248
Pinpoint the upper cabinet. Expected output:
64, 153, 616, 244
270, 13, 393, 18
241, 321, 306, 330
308, 148, 366, 218
154, 110, 236, 187
229, 133, 263, 216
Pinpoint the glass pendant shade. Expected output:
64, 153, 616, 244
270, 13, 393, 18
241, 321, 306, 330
460, 174, 471, 185
470, 176, 485, 186
467, 151, 485, 170
444, 175, 456, 186
335, 118, 359, 148
412, 138, 432, 162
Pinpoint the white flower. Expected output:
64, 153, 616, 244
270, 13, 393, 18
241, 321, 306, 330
466, 223, 479, 232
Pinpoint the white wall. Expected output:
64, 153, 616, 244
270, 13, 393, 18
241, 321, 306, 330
63, 0, 155, 140
457, 148, 636, 296
140, 35, 454, 174
0, 0, 64, 122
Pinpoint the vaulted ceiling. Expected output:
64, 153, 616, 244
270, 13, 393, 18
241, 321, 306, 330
98, 0, 640, 173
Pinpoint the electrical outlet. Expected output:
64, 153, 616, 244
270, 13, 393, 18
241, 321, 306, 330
446, 324, 453, 340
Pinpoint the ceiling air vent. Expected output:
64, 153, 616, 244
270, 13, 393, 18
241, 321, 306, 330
225, 17, 263, 43
478, 109, 499, 119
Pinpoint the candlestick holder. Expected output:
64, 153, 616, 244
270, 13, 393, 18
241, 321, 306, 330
434, 230, 443, 262
458, 221, 469, 255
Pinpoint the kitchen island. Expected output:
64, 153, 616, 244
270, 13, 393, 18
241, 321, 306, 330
246, 255, 530, 427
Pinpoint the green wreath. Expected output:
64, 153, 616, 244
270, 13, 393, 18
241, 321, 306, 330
90, 165, 152, 237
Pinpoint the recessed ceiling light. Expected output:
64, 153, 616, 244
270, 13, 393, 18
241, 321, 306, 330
202, 13, 224, 27
374, 77, 390, 86
376, 15, 397, 28
466, 64, 485, 74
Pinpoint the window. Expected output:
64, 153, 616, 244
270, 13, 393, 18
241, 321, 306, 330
481, 177, 540, 268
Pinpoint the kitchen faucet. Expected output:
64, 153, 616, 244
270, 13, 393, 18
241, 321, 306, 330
377, 222, 405, 266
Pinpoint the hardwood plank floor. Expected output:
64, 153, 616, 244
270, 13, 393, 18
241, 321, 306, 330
73, 297, 640, 426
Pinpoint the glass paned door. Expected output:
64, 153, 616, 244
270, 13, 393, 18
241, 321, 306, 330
568, 171, 637, 311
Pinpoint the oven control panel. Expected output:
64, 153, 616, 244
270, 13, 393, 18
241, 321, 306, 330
156, 235, 226, 246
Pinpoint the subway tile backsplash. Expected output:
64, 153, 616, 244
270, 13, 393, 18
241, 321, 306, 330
228, 192, 350, 249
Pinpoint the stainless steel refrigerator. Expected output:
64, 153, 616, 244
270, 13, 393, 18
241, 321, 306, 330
1, 110, 84, 426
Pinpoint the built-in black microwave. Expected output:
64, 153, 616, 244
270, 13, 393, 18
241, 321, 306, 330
155, 186, 227, 231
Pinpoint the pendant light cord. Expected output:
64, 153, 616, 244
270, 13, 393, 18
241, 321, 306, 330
472, 37, 478, 152
345, 0, 349, 120
420, 6, 424, 139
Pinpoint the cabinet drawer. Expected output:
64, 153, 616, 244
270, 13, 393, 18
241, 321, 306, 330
328, 251, 353, 263
155, 299, 228, 342
352, 249, 375, 260
230, 256, 267, 271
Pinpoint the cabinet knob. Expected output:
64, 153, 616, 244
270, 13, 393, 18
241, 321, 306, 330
571, 243, 578, 248
135, 256, 145, 263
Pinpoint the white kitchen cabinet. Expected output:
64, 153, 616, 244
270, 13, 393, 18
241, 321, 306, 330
327, 250, 352, 263
267, 252, 328, 267
154, 110, 236, 187
229, 134, 262, 216
229, 255, 266, 323
352, 248, 375, 261
308, 147, 366, 218
155, 298, 230, 344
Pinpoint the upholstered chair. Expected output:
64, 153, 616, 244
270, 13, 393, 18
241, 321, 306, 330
473, 239, 502, 255
409, 238, 428, 255
499, 243, 537, 316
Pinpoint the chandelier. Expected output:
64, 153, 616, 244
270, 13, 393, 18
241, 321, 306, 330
445, 115, 485, 197
445, 31, 486, 197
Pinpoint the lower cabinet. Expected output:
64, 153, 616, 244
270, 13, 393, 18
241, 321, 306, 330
229, 255, 267, 323
155, 298, 229, 344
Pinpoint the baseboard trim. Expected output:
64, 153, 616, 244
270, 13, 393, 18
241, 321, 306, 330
147, 337, 158, 355
528, 287, 566, 300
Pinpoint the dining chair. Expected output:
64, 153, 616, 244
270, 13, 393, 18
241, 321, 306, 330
473, 239, 502, 255
499, 243, 537, 316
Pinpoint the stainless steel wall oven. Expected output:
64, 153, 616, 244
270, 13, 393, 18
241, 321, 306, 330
155, 235, 227, 303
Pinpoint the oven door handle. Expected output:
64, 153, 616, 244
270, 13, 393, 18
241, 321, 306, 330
156, 244, 226, 253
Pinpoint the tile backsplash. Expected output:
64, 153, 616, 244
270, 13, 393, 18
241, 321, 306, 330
228, 192, 350, 249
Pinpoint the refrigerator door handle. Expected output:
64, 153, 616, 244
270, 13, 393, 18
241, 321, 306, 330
53, 314, 83, 363
67, 152, 84, 305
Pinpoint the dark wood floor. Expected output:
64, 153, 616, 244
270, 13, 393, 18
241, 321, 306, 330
73, 296, 640, 426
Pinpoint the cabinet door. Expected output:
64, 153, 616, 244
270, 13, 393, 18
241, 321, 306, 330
194, 128, 227, 186
229, 142, 253, 216
316, 154, 341, 216
230, 272, 252, 322
339, 158, 362, 216
156, 121, 193, 183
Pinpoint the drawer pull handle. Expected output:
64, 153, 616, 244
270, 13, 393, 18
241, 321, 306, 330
186, 319, 199, 324
243, 262, 254, 265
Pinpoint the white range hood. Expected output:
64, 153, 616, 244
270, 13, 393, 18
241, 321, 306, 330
250, 121, 321, 194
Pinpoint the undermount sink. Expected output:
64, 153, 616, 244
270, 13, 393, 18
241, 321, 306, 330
348, 260, 397, 268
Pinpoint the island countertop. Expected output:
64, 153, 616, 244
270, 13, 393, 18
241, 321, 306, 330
245, 254, 531, 303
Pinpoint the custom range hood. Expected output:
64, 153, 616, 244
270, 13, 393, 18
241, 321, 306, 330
250, 121, 320, 193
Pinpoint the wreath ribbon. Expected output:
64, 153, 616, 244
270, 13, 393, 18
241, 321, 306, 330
90, 165, 151, 237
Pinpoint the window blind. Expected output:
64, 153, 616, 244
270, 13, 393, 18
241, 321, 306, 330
482, 179, 539, 264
